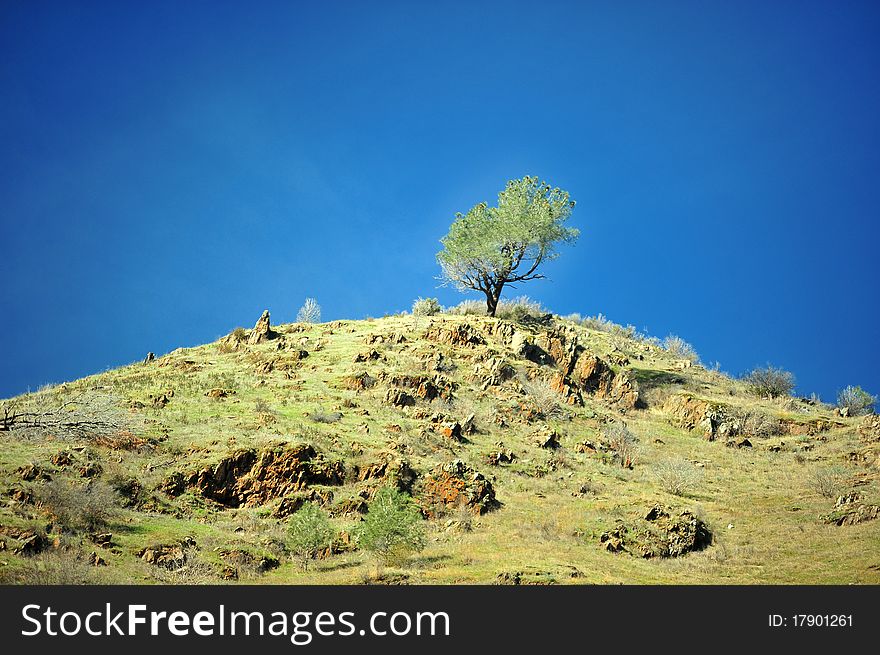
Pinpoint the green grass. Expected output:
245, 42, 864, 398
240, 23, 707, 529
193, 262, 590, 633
1, 314, 877, 584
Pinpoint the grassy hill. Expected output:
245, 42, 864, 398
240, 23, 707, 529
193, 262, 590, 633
1, 309, 878, 584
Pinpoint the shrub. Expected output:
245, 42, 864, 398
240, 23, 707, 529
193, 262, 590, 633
581, 313, 615, 331
743, 365, 795, 398
662, 335, 700, 364
444, 299, 485, 316
836, 385, 876, 417
494, 295, 546, 321
358, 486, 426, 567
654, 458, 703, 496
411, 297, 441, 316
35, 479, 120, 532
231, 327, 247, 342
309, 410, 343, 424
288, 502, 334, 570
808, 465, 850, 499
0, 550, 98, 584
296, 298, 321, 324
602, 423, 639, 468
521, 376, 565, 420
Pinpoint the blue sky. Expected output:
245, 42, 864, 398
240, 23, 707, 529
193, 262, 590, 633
1, 0, 878, 404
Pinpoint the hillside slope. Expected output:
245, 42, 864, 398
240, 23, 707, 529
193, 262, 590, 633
1, 312, 878, 584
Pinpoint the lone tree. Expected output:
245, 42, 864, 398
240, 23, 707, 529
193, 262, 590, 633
437, 176, 578, 316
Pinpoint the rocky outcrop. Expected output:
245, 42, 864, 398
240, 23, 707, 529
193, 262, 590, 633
823, 493, 880, 526
419, 459, 499, 517
170, 443, 344, 508
247, 310, 276, 345
472, 357, 516, 390
424, 323, 486, 348
352, 458, 418, 494
534, 426, 561, 449
377, 372, 457, 402
663, 394, 740, 440
600, 505, 712, 558
137, 537, 197, 569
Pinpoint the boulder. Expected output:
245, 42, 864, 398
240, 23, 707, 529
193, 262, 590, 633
599, 505, 712, 558
419, 459, 500, 517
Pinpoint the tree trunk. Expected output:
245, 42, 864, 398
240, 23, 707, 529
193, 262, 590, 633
484, 285, 502, 317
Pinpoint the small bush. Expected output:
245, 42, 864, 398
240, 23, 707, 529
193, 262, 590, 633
836, 385, 876, 417
808, 465, 849, 499
521, 376, 565, 420
580, 313, 614, 331
358, 486, 426, 567
743, 365, 795, 399
288, 502, 334, 570
231, 327, 247, 342
495, 295, 546, 321
310, 410, 343, 424
296, 298, 321, 324
602, 422, 639, 468
36, 479, 121, 532
663, 335, 700, 364
654, 458, 703, 496
411, 297, 441, 316
444, 299, 486, 316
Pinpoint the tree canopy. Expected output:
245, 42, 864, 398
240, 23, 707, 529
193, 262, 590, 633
437, 176, 578, 316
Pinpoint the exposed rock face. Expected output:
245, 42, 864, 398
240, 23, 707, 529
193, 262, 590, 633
600, 505, 712, 558
384, 388, 415, 408
823, 493, 880, 526
419, 459, 499, 517
247, 310, 275, 345
137, 537, 197, 569
353, 458, 418, 494
534, 426, 561, 449
341, 372, 376, 391
365, 332, 407, 346
172, 444, 344, 508
378, 372, 457, 402
438, 421, 464, 442
859, 415, 880, 442
472, 357, 516, 390
273, 489, 335, 518
663, 395, 739, 440
424, 323, 486, 348
486, 443, 516, 466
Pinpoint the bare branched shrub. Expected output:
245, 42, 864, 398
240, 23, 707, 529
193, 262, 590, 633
412, 297, 441, 316
743, 365, 795, 399
495, 295, 547, 321
2, 391, 140, 441
580, 313, 615, 331
836, 385, 876, 417
521, 376, 566, 419
602, 422, 639, 468
654, 458, 703, 496
145, 547, 219, 584
663, 335, 700, 364
808, 465, 850, 499
731, 408, 781, 437
444, 299, 485, 316
36, 479, 121, 532
296, 298, 321, 324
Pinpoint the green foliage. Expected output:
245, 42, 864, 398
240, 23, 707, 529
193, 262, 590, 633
437, 176, 578, 315
296, 298, 321, 324
836, 385, 876, 416
358, 486, 426, 566
411, 297, 441, 316
287, 502, 334, 570
743, 365, 796, 398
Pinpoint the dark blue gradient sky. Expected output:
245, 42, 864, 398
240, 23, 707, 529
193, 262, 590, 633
1, 0, 878, 403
